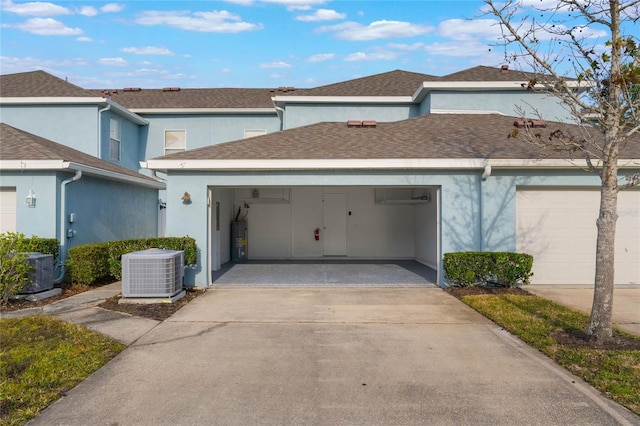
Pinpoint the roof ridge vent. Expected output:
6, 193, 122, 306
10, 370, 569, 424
362, 120, 377, 128
347, 120, 362, 127
162, 87, 181, 92
124, 87, 141, 92
501, 64, 509, 73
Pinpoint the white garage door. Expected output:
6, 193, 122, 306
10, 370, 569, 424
0, 187, 17, 233
517, 188, 639, 285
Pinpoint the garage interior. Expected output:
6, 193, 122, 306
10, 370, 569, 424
209, 186, 439, 286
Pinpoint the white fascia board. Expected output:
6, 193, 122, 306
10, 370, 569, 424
272, 96, 414, 104
412, 80, 593, 102
488, 159, 640, 169
65, 162, 165, 188
0, 96, 108, 105
106, 99, 148, 125
144, 158, 487, 171
129, 108, 276, 115
0, 160, 66, 170
0, 97, 148, 125
430, 109, 506, 115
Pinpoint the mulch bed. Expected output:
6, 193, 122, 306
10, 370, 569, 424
97, 288, 205, 321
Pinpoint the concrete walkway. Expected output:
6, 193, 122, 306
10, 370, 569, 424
527, 286, 640, 336
28, 286, 640, 425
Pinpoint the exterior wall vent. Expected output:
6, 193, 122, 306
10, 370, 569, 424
122, 249, 184, 298
18, 253, 54, 294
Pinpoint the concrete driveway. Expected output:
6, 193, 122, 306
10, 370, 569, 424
31, 285, 640, 425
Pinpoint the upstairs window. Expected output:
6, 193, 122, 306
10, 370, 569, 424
109, 118, 121, 161
244, 129, 267, 138
165, 130, 186, 155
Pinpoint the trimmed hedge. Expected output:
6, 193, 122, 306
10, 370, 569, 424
66, 237, 197, 285
0, 234, 60, 259
443, 251, 533, 287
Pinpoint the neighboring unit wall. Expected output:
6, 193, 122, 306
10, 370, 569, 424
64, 174, 158, 248
140, 114, 281, 160
429, 91, 574, 122
283, 104, 419, 129
0, 171, 59, 238
0, 105, 101, 156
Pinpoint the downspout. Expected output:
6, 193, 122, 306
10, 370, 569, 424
98, 103, 111, 157
272, 99, 285, 130
479, 162, 492, 252
54, 171, 83, 283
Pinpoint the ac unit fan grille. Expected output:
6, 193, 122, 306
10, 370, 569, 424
122, 249, 184, 298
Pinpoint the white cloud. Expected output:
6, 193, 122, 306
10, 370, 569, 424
260, 0, 326, 11
76, 36, 93, 42
223, 0, 255, 5
121, 46, 174, 56
7, 18, 82, 35
343, 51, 398, 61
296, 9, 345, 22
306, 53, 335, 62
424, 41, 492, 57
77, 6, 98, 17
260, 61, 291, 68
318, 20, 433, 41
136, 10, 262, 33
101, 3, 124, 13
220, 68, 232, 73
438, 19, 502, 41
0, 0, 71, 16
269, 72, 290, 79
0, 55, 88, 72
99, 57, 128, 67
387, 42, 425, 51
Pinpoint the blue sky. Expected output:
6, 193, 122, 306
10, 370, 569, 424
0, 0, 626, 89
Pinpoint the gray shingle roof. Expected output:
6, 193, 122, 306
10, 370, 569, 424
0, 123, 159, 184
297, 70, 440, 97
0, 70, 99, 98
440, 65, 562, 82
93, 87, 280, 109
153, 114, 640, 161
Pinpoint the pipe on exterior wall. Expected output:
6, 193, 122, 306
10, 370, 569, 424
97, 103, 111, 158
54, 170, 83, 283
479, 162, 492, 252
482, 163, 492, 181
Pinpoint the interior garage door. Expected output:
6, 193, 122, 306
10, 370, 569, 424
0, 187, 17, 233
517, 188, 639, 285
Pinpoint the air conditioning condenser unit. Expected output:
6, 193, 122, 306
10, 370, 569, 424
122, 248, 184, 298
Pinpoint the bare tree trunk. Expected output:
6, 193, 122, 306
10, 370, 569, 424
588, 159, 618, 342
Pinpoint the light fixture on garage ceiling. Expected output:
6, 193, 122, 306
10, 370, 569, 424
26, 189, 36, 208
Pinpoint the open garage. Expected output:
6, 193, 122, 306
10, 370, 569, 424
209, 186, 440, 280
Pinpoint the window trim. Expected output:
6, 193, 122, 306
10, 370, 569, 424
109, 118, 121, 162
164, 129, 187, 155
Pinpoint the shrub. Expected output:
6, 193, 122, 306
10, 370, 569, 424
66, 237, 197, 285
24, 237, 60, 259
0, 233, 33, 304
443, 251, 533, 288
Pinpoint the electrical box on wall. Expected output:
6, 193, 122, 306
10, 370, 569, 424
68, 213, 76, 223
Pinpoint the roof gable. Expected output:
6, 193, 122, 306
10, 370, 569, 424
0, 70, 99, 98
440, 65, 547, 82
0, 123, 160, 185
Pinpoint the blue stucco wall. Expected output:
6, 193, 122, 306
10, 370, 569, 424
139, 114, 281, 160
0, 171, 59, 238
429, 91, 574, 122
1, 105, 101, 156
64, 174, 159, 249
283, 104, 419, 129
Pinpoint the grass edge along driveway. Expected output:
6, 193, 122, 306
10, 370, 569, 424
0, 315, 125, 426
459, 292, 640, 416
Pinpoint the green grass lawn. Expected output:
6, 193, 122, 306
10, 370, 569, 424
0, 316, 125, 425
459, 293, 640, 415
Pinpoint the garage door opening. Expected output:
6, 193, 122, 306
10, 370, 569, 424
209, 186, 440, 285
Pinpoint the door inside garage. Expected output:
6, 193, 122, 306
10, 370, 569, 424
209, 186, 439, 275
516, 188, 640, 286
